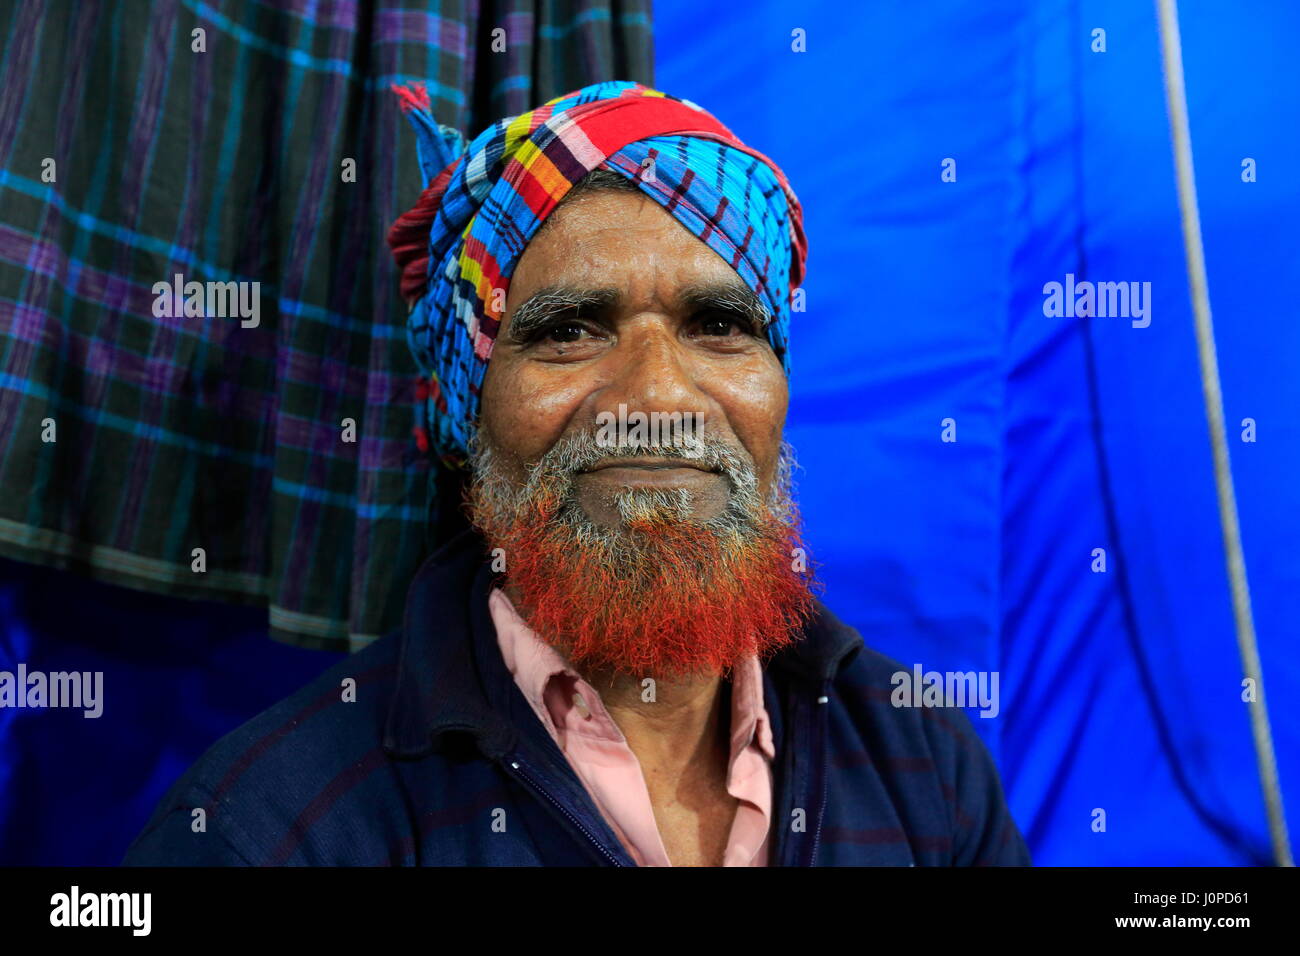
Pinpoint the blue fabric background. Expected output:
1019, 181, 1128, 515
652, 0, 1297, 865
1, 0, 1295, 865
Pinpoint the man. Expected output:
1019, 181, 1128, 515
124, 81, 1030, 867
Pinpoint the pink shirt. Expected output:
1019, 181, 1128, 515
488, 587, 775, 866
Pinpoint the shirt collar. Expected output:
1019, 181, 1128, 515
490, 586, 576, 741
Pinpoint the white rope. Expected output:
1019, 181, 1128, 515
1154, 0, 1293, 867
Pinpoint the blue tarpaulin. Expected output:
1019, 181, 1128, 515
653, 0, 1298, 865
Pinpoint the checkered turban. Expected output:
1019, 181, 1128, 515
387, 80, 806, 466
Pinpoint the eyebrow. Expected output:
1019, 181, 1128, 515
505, 281, 771, 342
505, 287, 619, 342
678, 282, 772, 331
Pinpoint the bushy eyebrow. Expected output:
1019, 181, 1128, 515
506, 287, 619, 342
504, 280, 771, 342
678, 282, 772, 331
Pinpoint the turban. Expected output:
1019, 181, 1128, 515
387, 80, 806, 466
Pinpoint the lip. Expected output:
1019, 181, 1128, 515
582, 457, 717, 473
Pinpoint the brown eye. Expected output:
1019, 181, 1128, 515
696, 312, 751, 337
545, 322, 587, 343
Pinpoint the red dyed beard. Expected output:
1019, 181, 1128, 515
466, 433, 818, 680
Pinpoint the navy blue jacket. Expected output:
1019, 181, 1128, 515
123, 530, 1031, 866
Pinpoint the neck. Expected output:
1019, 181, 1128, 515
585, 666, 730, 783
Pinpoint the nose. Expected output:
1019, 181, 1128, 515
590, 315, 712, 432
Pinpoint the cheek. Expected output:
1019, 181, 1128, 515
480, 356, 589, 463
708, 358, 788, 480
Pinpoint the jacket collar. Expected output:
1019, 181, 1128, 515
383, 528, 864, 759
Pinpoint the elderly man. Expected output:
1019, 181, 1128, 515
124, 82, 1030, 867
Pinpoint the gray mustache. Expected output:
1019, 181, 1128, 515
542, 429, 756, 486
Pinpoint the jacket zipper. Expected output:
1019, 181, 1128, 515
506, 755, 626, 867
808, 682, 831, 866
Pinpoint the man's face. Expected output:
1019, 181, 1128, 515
468, 187, 813, 679
479, 189, 789, 523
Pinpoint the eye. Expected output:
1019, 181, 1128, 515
543, 321, 588, 343
694, 311, 756, 337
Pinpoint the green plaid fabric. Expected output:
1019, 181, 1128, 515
0, 0, 654, 650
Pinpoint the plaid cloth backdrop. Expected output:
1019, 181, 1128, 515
0, 0, 654, 650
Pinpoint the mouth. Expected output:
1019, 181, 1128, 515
581, 457, 719, 474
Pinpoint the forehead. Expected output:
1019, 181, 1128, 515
509, 190, 743, 300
